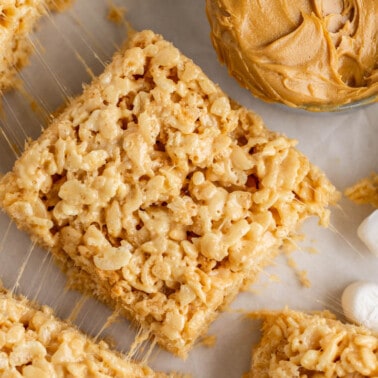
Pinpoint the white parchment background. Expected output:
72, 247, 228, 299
0, 1, 377, 377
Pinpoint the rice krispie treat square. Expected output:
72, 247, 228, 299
0, 30, 338, 357
0, 287, 168, 377
249, 309, 378, 377
0, 0, 72, 91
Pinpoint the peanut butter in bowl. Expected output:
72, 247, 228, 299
206, 0, 378, 111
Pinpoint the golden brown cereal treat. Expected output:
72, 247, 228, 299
0, 0, 72, 91
0, 30, 338, 357
345, 173, 378, 208
0, 287, 169, 377
248, 309, 378, 378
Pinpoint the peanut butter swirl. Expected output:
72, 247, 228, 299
206, 0, 378, 110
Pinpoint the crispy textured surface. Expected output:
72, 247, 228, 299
249, 309, 378, 378
0, 30, 337, 357
0, 287, 166, 377
345, 173, 378, 209
0, 0, 72, 91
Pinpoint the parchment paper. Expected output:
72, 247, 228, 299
0, 1, 377, 376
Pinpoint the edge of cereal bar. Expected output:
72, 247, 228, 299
0, 285, 171, 377
0, 0, 73, 91
248, 309, 378, 378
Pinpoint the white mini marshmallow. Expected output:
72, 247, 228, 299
357, 209, 378, 256
341, 281, 378, 333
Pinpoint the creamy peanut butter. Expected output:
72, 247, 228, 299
206, 0, 378, 110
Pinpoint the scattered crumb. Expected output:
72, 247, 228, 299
282, 234, 303, 255
246, 287, 262, 295
286, 257, 297, 269
244, 234, 315, 291
47, 0, 73, 12
281, 236, 314, 288
297, 270, 311, 288
345, 173, 378, 208
107, 3, 126, 24
244, 276, 279, 295
106, 2, 137, 51
199, 334, 217, 348
304, 246, 318, 254
284, 255, 312, 288
268, 274, 281, 283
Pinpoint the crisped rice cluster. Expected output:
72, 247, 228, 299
249, 309, 378, 378
0, 30, 338, 357
0, 0, 72, 91
0, 288, 166, 377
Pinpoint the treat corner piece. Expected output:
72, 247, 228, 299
0, 286, 166, 377
0, 0, 73, 92
249, 309, 378, 378
0, 29, 337, 357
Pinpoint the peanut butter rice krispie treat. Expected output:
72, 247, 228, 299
0, 0, 72, 91
0, 30, 338, 357
0, 287, 168, 377
345, 173, 378, 208
248, 309, 378, 377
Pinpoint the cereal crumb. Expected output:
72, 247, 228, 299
297, 270, 311, 288
107, 3, 126, 24
304, 246, 318, 255
345, 173, 378, 208
268, 274, 281, 283
200, 334, 217, 348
